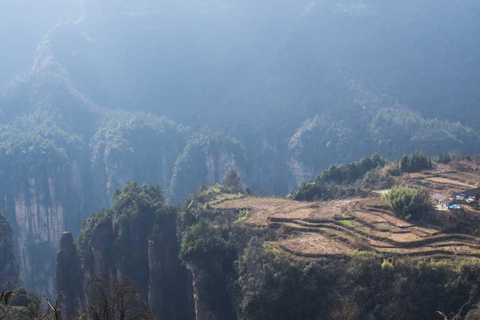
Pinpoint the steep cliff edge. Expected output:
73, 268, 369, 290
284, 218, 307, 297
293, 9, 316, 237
0, 114, 90, 296
56, 232, 82, 318
177, 185, 480, 320
0, 214, 19, 292
169, 131, 248, 204
76, 182, 194, 320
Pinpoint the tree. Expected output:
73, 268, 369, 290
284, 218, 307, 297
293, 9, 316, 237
399, 152, 433, 173
223, 170, 242, 192
86, 276, 152, 320
330, 297, 360, 320
436, 153, 452, 164
384, 186, 430, 220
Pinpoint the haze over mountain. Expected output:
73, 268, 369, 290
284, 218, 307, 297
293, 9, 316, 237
1, 0, 480, 306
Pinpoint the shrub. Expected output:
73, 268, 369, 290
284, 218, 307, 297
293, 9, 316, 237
384, 186, 430, 220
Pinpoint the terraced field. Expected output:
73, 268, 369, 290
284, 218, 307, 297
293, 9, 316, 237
214, 196, 480, 261
405, 162, 480, 196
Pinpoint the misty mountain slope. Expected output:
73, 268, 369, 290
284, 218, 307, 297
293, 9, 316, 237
0, 112, 91, 294
91, 112, 189, 205
11, 0, 477, 130
0, 0, 81, 86
169, 131, 249, 203
0, 0, 480, 298
288, 107, 480, 185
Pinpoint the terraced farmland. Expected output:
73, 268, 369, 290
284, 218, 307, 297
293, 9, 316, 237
214, 196, 480, 261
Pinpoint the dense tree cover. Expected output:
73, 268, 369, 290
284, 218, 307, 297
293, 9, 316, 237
293, 154, 391, 201
234, 238, 333, 320
223, 170, 243, 193
235, 244, 480, 320
436, 153, 452, 165
319, 154, 387, 184
384, 186, 430, 221
399, 152, 433, 173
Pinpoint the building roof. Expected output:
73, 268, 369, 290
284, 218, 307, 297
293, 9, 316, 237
448, 203, 462, 210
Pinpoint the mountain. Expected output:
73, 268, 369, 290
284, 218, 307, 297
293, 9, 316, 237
0, 0, 480, 297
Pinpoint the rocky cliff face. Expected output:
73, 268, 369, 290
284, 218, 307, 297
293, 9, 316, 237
76, 183, 194, 319
148, 209, 195, 320
169, 132, 249, 203
0, 110, 251, 298
0, 117, 91, 296
184, 261, 234, 320
56, 232, 82, 318
0, 214, 19, 292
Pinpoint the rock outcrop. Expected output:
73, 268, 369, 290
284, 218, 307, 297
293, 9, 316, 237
0, 214, 19, 292
77, 183, 194, 319
56, 232, 82, 318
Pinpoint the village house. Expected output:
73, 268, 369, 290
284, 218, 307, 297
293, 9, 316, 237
433, 193, 452, 208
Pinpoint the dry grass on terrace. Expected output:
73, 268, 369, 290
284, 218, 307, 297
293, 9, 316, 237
214, 193, 480, 261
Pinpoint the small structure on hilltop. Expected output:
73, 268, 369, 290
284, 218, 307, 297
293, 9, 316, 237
456, 193, 467, 201
433, 193, 451, 209
453, 187, 480, 206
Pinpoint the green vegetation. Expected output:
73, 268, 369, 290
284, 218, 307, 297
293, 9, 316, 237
320, 154, 387, 184
235, 237, 332, 320
384, 186, 430, 220
77, 182, 164, 290
436, 152, 452, 164
292, 154, 391, 201
179, 219, 231, 261
223, 169, 243, 193
399, 152, 433, 173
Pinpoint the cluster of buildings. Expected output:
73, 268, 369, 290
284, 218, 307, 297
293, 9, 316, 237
433, 187, 480, 211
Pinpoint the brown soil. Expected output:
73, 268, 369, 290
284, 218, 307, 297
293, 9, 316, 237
214, 196, 480, 261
